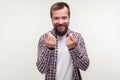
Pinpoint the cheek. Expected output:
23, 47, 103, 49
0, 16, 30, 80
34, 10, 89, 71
65, 20, 69, 23
52, 20, 58, 25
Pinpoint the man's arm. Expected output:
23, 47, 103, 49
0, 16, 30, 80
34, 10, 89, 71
36, 34, 55, 74
69, 33, 90, 71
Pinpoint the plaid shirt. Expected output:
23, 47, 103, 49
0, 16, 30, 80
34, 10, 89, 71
36, 29, 90, 80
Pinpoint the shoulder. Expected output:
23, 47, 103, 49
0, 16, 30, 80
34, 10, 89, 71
69, 30, 85, 43
70, 30, 82, 38
38, 33, 47, 42
39, 29, 54, 38
38, 29, 53, 41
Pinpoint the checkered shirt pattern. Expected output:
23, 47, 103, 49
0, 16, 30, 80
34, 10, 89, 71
36, 29, 90, 80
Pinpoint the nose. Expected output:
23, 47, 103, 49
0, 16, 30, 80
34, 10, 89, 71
58, 19, 63, 24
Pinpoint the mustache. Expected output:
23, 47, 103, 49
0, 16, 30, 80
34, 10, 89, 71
56, 23, 66, 27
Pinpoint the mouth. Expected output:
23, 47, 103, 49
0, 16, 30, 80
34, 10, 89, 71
54, 25, 68, 36
57, 26, 65, 30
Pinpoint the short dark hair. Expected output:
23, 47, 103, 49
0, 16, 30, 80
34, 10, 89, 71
50, 2, 70, 18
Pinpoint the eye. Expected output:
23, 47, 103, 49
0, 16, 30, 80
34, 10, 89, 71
53, 17, 59, 20
62, 17, 67, 20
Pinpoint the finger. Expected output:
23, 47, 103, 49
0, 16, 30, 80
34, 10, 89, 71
53, 38, 56, 46
45, 33, 49, 42
66, 37, 69, 44
45, 32, 51, 40
46, 32, 53, 40
49, 36, 54, 43
68, 35, 77, 44
66, 37, 75, 49
66, 37, 69, 46
53, 36, 56, 42
69, 33, 74, 41
53, 38, 56, 45
70, 33, 77, 43
71, 33, 75, 37
67, 37, 72, 45
50, 36, 56, 44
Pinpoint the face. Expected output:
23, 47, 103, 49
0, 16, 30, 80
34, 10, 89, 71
51, 7, 70, 36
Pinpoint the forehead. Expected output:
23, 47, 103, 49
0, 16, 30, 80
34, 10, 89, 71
52, 7, 69, 17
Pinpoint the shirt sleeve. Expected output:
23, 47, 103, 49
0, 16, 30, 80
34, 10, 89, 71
69, 33, 90, 71
36, 34, 55, 74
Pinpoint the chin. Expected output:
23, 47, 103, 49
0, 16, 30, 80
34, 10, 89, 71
54, 26, 68, 36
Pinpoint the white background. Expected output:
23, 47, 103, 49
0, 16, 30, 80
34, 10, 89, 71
0, 0, 120, 80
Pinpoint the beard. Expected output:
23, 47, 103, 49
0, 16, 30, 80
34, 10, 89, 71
53, 23, 69, 36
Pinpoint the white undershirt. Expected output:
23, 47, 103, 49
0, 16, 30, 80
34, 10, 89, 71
56, 35, 73, 80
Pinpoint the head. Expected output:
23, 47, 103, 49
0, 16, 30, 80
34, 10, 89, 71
50, 2, 70, 36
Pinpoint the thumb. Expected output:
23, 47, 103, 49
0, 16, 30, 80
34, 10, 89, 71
69, 33, 75, 41
46, 32, 51, 37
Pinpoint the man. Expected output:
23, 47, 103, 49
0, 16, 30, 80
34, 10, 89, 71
36, 2, 90, 80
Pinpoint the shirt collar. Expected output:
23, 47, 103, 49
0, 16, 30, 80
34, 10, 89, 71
50, 29, 73, 38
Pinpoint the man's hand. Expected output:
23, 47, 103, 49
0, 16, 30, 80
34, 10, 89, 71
66, 33, 77, 49
45, 32, 56, 49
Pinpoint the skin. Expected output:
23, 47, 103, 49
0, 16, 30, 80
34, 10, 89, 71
51, 6, 69, 36
45, 6, 77, 49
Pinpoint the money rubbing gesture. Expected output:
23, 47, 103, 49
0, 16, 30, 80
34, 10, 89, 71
66, 33, 77, 50
45, 32, 57, 49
